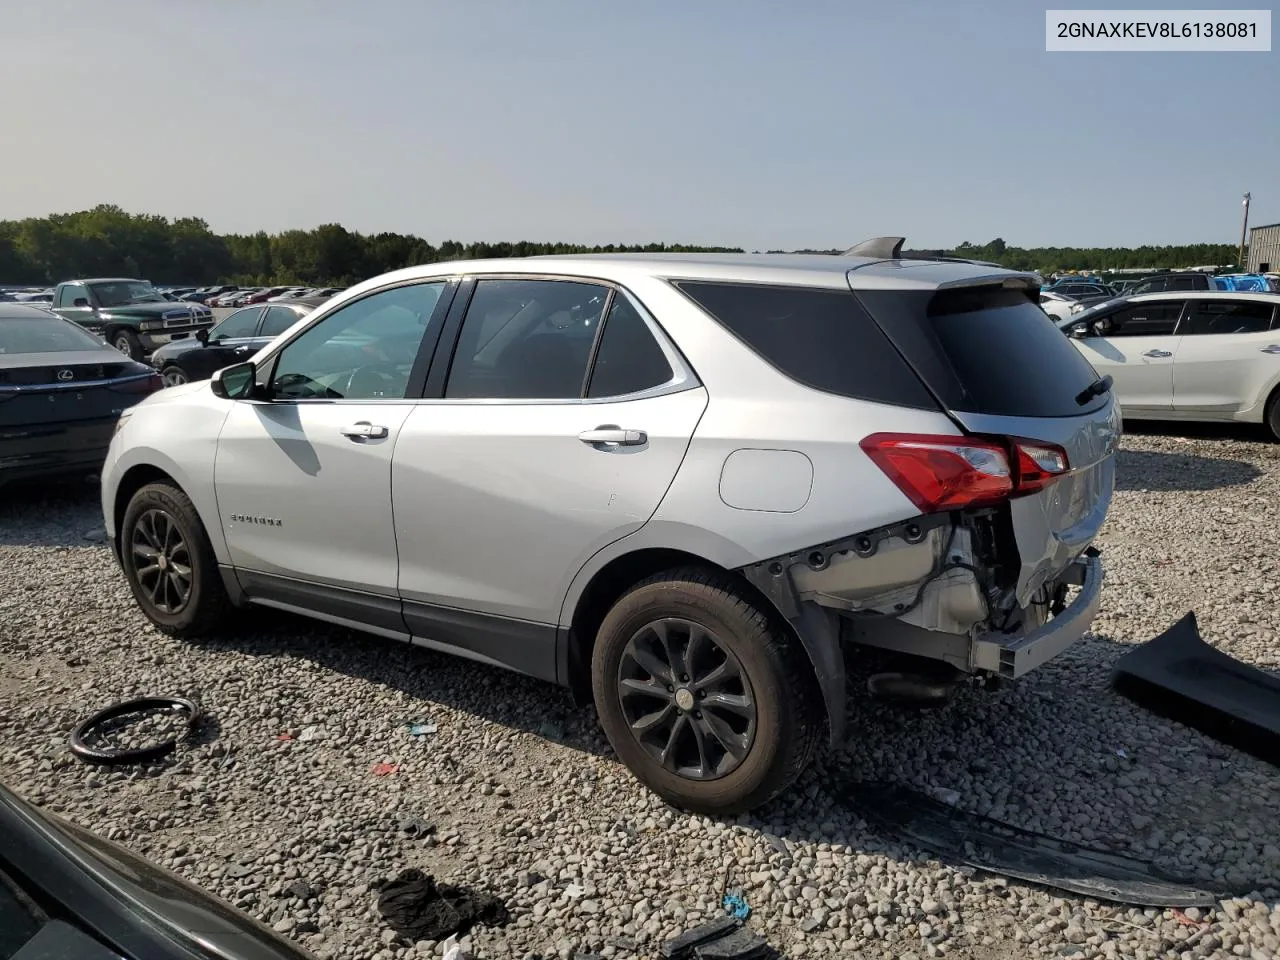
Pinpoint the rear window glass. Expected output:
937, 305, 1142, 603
856, 286, 1107, 418
672, 281, 936, 409
0, 317, 106, 354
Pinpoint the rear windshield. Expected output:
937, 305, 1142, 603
0, 317, 106, 355
672, 281, 937, 409
854, 285, 1108, 418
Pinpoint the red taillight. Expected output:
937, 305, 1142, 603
860, 433, 1013, 512
109, 373, 164, 395
1012, 440, 1070, 493
861, 433, 1070, 513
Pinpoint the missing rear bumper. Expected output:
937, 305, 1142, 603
970, 551, 1103, 679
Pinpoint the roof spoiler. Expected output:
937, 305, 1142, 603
843, 237, 905, 258
841, 237, 1005, 270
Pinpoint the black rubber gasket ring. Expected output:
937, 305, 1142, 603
69, 696, 201, 766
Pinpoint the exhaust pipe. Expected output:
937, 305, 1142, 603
867, 670, 962, 707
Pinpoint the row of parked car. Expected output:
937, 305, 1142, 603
0, 284, 346, 309
169, 284, 345, 307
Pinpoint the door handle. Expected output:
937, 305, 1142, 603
1142, 349, 1173, 358
1261, 345, 1280, 354
578, 426, 647, 446
340, 421, 388, 440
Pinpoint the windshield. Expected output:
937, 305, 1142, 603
0, 317, 108, 354
91, 281, 165, 307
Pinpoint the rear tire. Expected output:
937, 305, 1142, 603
1266, 389, 1280, 442
120, 482, 232, 638
112, 330, 144, 360
590, 567, 822, 815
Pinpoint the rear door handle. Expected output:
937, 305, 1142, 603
1142, 349, 1173, 358
340, 421, 388, 440
578, 426, 647, 446
1261, 344, 1280, 354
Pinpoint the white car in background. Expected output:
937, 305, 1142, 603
1061, 291, 1280, 439
1039, 290, 1089, 321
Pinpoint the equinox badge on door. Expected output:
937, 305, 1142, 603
228, 514, 282, 527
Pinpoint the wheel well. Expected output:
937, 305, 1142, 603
113, 464, 178, 547
564, 547, 803, 703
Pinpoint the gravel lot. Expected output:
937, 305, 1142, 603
3, 427, 1280, 960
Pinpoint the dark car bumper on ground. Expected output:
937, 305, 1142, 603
0, 785, 315, 960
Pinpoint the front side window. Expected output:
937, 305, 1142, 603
1182, 300, 1276, 335
1169, 276, 1203, 291
445, 279, 609, 400
270, 282, 445, 400
1099, 301, 1183, 337
210, 308, 261, 341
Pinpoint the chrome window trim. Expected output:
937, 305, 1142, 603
245, 273, 702, 407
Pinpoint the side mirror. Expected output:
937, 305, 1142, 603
73, 297, 90, 308
210, 362, 257, 400
1067, 322, 1090, 339
195, 328, 210, 346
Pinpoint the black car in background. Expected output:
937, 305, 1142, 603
149, 300, 321, 386
1, 783, 313, 960
0, 305, 162, 488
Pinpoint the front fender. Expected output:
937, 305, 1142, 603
102, 394, 232, 562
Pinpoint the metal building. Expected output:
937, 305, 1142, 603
1247, 222, 1280, 273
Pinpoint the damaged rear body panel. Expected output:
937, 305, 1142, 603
741, 269, 1120, 684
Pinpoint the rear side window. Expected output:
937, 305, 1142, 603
856, 286, 1108, 418
673, 281, 936, 409
586, 295, 674, 398
260, 305, 303, 337
1182, 300, 1276, 335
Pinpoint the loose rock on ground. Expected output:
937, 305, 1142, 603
2, 426, 1279, 959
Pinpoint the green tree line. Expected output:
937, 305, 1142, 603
0, 205, 744, 286
0, 206, 1246, 286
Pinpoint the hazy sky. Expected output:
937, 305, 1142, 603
4, 1, 1276, 250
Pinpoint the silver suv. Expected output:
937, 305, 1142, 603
101, 242, 1118, 814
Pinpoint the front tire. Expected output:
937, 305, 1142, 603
591, 567, 822, 815
161, 365, 188, 387
120, 482, 231, 638
112, 329, 144, 360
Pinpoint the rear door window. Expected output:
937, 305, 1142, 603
672, 281, 936, 409
260, 305, 303, 337
445, 279, 609, 400
854, 285, 1107, 418
1181, 299, 1276, 335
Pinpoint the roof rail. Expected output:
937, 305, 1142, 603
843, 237, 905, 258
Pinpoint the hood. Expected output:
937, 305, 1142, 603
136, 379, 210, 406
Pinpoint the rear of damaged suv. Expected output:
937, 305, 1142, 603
668, 260, 1117, 741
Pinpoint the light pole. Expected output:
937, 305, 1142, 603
1239, 192, 1251, 270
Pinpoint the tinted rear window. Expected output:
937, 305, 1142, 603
855, 286, 1107, 418
673, 281, 936, 409
0, 317, 106, 355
